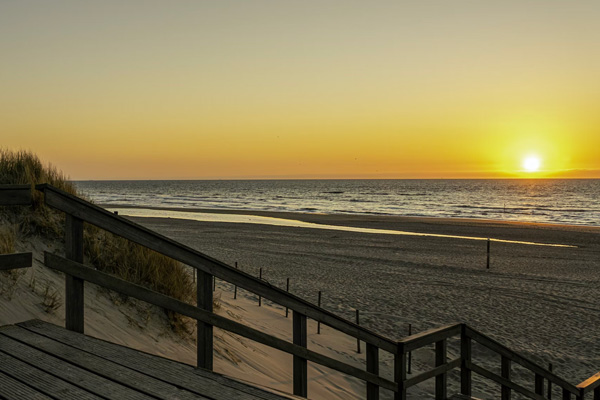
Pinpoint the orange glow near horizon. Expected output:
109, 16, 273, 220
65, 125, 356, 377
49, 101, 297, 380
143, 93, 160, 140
1, 2, 599, 180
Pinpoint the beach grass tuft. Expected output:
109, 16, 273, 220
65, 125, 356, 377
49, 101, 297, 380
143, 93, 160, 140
1, 149, 194, 333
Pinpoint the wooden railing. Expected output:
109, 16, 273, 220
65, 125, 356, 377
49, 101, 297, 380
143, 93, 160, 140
1, 183, 599, 399
0, 185, 33, 271
396, 323, 600, 400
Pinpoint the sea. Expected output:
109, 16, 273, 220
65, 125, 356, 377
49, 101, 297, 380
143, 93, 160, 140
73, 179, 600, 227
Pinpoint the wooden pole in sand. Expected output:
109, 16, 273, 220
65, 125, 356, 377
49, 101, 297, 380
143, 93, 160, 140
285, 278, 290, 317
356, 309, 361, 354
317, 291, 322, 334
65, 215, 84, 334
548, 363, 553, 399
233, 262, 238, 299
407, 324, 412, 374
258, 267, 262, 307
487, 238, 491, 269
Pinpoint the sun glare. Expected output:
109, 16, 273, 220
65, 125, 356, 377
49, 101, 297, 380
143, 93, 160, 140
523, 156, 541, 172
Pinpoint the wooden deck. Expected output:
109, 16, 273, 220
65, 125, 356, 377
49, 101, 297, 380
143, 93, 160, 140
0, 319, 297, 400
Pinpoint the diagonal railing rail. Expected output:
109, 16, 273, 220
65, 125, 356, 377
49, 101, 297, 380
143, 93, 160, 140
1, 183, 598, 399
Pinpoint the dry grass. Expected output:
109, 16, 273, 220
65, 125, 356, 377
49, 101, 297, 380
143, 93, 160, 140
1, 149, 195, 333
0, 225, 16, 254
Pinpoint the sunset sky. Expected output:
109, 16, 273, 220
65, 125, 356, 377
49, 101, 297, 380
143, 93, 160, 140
1, 1, 599, 180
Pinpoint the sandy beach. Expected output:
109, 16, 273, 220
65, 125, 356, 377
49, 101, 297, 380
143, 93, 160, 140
116, 208, 600, 398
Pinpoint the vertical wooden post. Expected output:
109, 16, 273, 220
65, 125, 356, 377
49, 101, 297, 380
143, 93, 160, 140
461, 325, 472, 396
562, 388, 571, 400
213, 275, 216, 291
435, 339, 447, 400
501, 356, 511, 400
293, 311, 308, 398
233, 262, 238, 300
594, 387, 600, 400
258, 267, 262, 307
366, 343, 379, 400
395, 343, 407, 400
407, 324, 412, 374
65, 215, 84, 333
285, 278, 290, 318
487, 238, 491, 269
535, 373, 544, 396
197, 270, 213, 371
356, 309, 361, 354
317, 291, 322, 334
548, 363, 553, 400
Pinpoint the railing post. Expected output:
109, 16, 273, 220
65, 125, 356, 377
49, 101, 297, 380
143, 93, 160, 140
562, 388, 571, 400
501, 356, 511, 400
549, 363, 553, 399
197, 270, 213, 370
435, 339, 447, 400
293, 311, 308, 398
366, 343, 379, 400
535, 374, 544, 396
65, 215, 84, 333
395, 342, 407, 400
461, 324, 472, 396
594, 387, 600, 400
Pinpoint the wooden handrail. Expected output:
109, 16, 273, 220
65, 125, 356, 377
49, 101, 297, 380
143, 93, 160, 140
44, 252, 398, 392
578, 371, 600, 396
397, 323, 462, 352
0, 253, 32, 270
0, 185, 31, 206
465, 326, 580, 395
36, 183, 398, 354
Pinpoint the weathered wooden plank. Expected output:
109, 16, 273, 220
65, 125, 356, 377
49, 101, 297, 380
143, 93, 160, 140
197, 269, 213, 370
467, 361, 546, 400
501, 356, 511, 400
44, 253, 397, 391
397, 323, 461, 352
0, 325, 209, 400
465, 326, 579, 395
404, 358, 461, 388
0, 350, 102, 400
435, 339, 447, 400
0, 253, 32, 271
65, 215, 84, 333
0, 370, 53, 400
18, 319, 295, 400
461, 324, 472, 396
38, 184, 398, 353
0, 333, 148, 400
578, 372, 600, 392
366, 343, 379, 400
293, 311, 307, 398
0, 185, 31, 205
395, 343, 407, 400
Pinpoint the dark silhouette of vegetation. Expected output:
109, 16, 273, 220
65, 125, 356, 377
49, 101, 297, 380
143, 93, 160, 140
1, 149, 194, 332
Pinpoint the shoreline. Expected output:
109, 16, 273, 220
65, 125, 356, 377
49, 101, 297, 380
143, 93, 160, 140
104, 204, 600, 248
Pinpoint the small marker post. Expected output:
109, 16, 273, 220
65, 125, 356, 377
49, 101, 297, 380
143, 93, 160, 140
285, 278, 290, 317
258, 267, 262, 306
487, 238, 491, 269
408, 324, 412, 374
317, 291, 322, 334
356, 309, 361, 354
233, 262, 238, 300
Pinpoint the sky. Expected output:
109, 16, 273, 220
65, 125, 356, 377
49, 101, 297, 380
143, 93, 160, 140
1, 1, 599, 180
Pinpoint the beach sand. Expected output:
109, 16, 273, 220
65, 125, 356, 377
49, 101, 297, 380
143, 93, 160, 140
126, 209, 600, 398
2, 208, 599, 399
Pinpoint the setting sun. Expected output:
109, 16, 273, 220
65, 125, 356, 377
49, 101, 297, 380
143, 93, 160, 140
523, 156, 542, 172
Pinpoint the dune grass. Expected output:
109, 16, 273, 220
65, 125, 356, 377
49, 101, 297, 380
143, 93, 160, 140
1, 149, 194, 332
